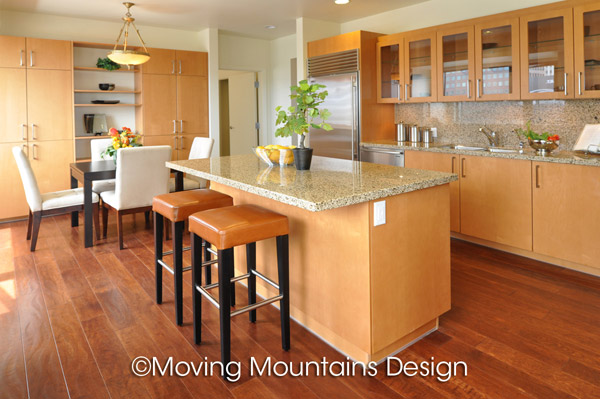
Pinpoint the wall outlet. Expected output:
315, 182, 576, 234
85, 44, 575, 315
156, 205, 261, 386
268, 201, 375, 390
374, 200, 386, 226
431, 127, 438, 138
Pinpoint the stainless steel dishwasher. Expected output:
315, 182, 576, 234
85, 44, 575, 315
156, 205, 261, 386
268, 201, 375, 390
360, 146, 405, 167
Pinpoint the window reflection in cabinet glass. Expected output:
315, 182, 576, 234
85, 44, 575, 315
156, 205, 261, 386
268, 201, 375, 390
442, 33, 469, 97
408, 39, 432, 98
527, 17, 565, 94
481, 25, 513, 95
583, 10, 600, 91
380, 44, 400, 99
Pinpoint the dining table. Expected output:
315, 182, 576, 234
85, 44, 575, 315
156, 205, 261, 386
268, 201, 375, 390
70, 160, 184, 248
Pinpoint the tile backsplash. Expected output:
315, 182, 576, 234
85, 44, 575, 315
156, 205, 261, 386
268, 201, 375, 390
395, 100, 600, 149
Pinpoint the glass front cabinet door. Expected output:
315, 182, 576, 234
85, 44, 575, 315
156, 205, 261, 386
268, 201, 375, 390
403, 31, 437, 103
437, 26, 475, 102
474, 18, 520, 100
574, 2, 600, 99
376, 35, 403, 103
520, 9, 574, 99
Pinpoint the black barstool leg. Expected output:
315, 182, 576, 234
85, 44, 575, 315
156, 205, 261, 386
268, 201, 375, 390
173, 220, 184, 326
154, 212, 163, 304
246, 242, 257, 322
230, 248, 236, 307
203, 239, 212, 284
192, 233, 203, 344
276, 235, 290, 351
218, 248, 233, 381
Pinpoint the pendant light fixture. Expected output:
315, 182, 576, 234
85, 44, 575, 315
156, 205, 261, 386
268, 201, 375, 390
108, 2, 150, 66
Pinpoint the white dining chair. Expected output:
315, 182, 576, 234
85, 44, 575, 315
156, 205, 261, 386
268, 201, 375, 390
100, 145, 172, 249
168, 136, 214, 192
90, 138, 116, 194
12, 146, 100, 251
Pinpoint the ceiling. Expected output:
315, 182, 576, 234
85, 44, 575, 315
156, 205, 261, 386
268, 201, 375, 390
0, 0, 429, 39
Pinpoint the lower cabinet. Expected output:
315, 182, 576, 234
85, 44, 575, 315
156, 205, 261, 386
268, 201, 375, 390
405, 150, 460, 232
142, 133, 207, 160
532, 162, 600, 269
0, 143, 29, 219
460, 155, 532, 250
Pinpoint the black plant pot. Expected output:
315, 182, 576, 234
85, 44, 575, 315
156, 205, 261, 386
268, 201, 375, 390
292, 148, 313, 170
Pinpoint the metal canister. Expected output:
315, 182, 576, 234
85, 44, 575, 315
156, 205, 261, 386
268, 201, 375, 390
410, 125, 421, 142
421, 127, 433, 143
396, 122, 408, 142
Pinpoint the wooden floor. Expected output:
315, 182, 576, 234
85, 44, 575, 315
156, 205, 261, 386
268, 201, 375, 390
1, 213, 599, 399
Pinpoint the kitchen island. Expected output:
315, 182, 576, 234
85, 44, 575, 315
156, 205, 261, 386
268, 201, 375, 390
167, 154, 457, 363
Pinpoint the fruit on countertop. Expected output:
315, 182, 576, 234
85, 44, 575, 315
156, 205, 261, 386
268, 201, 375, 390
255, 144, 296, 166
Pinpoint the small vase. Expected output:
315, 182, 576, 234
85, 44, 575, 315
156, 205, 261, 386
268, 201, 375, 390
292, 148, 313, 170
112, 153, 117, 166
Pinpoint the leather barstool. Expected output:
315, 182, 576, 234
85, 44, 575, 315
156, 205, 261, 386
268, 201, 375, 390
189, 204, 290, 380
153, 189, 233, 325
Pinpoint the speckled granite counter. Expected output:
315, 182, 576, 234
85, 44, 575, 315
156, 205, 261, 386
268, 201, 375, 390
167, 154, 456, 212
363, 140, 600, 167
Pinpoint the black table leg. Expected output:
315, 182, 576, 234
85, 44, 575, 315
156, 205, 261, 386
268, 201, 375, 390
84, 179, 93, 248
70, 175, 79, 227
174, 170, 184, 192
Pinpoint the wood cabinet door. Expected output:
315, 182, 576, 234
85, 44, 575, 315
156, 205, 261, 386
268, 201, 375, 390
574, 2, 600, 99
405, 150, 460, 232
176, 50, 208, 76
29, 140, 74, 194
0, 35, 26, 68
520, 8, 574, 100
475, 17, 520, 101
0, 143, 29, 219
376, 39, 403, 103
141, 48, 176, 75
176, 75, 208, 135
404, 31, 437, 103
437, 25, 475, 102
26, 69, 73, 141
0, 69, 28, 143
460, 155, 532, 250
178, 134, 209, 161
141, 74, 177, 136
533, 162, 600, 269
25, 38, 72, 70
141, 134, 178, 161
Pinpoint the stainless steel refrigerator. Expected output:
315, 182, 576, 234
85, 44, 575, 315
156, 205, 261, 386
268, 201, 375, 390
307, 50, 360, 161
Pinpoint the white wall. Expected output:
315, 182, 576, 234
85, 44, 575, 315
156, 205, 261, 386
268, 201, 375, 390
340, 0, 563, 34
268, 34, 297, 146
295, 18, 340, 81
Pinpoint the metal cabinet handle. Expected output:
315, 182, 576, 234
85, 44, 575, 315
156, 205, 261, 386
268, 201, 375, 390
535, 165, 540, 188
21, 124, 27, 140
564, 73, 568, 96
22, 144, 27, 158
20, 50, 24, 66
32, 144, 38, 160
397, 83, 402, 101
578, 72, 583, 96
467, 79, 471, 99
173, 120, 177, 134
451, 156, 456, 173
476, 79, 481, 98
179, 60, 182, 74
30, 51, 34, 67
173, 136, 178, 150
179, 136, 184, 150
172, 60, 175, 74
31, 124, 37, 140
461, 158, 466, 178
405, 84, 410, 100
179, 120, 183, 133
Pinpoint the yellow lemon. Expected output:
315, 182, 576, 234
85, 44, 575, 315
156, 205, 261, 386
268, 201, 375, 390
268, 149, 280, 162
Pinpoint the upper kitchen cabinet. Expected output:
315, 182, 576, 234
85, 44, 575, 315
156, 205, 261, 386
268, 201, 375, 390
404, 31, 437, 103
474, 17, 520, 100
25, 38, 72, 70
376, 34, 403, 103
437, 25, 475, 102
0, 36, 27, 68
520, 8, 574, 100
574, 2, 600, 99
141, 48, 208, 76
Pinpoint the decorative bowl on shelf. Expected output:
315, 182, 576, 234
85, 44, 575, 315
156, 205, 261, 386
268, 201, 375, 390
528, 138, 559, 155
99, 83, 115, 91
92, 100, 120, 104
254, 146, 295, 166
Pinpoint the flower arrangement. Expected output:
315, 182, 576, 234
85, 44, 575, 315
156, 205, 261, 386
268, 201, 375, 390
516, 121, 560, 142
102, 127, 142, 161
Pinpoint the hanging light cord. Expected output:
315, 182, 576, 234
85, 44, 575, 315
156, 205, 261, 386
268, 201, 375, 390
112, 2, 149, 54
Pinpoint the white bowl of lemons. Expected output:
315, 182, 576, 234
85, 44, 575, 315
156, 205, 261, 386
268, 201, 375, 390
254, 145, 296, 166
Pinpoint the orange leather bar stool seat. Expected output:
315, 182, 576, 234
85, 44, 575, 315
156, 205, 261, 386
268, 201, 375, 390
152, 189, 233, 326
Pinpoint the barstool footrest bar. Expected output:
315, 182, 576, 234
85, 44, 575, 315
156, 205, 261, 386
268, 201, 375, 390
252, 270, 280, 290
195, 284, 221, 309
162, 246, 191, 256
206, 247, 217, 256
203, 273, 251, 291
230, 295, 284, 318
159, 259, 216, 275
158, 259, 174, 275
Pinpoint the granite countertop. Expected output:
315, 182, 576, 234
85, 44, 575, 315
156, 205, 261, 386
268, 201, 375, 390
167, 154, 457, 212
362, 140, 600, 167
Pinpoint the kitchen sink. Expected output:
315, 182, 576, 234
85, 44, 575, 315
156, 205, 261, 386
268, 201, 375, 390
453, 145, 487, 151
488, 147, 519, 153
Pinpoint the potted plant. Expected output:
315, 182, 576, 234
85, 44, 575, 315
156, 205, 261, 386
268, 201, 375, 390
515, 121, 560, 155
102, 127, 142, 164
275, 80, 332, 170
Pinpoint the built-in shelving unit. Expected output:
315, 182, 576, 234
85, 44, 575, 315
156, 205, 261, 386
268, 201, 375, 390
74, 66, 138, 73
74, 104, 141, 107
74, 89, 140, 93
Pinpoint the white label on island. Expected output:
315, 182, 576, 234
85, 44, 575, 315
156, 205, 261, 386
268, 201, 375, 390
374, 200, 386, 226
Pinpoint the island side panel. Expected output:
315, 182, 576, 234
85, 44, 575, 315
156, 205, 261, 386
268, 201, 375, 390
369, 183, 451, 360
210, 182, 373, 362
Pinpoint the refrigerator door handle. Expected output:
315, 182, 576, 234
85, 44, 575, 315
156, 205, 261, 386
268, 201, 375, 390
351, 75, 358, 160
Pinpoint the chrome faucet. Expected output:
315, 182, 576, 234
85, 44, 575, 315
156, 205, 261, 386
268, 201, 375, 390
479, 126, 500, 147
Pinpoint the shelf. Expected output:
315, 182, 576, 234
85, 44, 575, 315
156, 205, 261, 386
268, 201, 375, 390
74, 66, 138, 73
74, 104, 141, 107
75, 135, 111, 140
76, 158, 92, 162
482, 45, 512, 51
74, 89, 140, 94
528, 38, 564, 47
